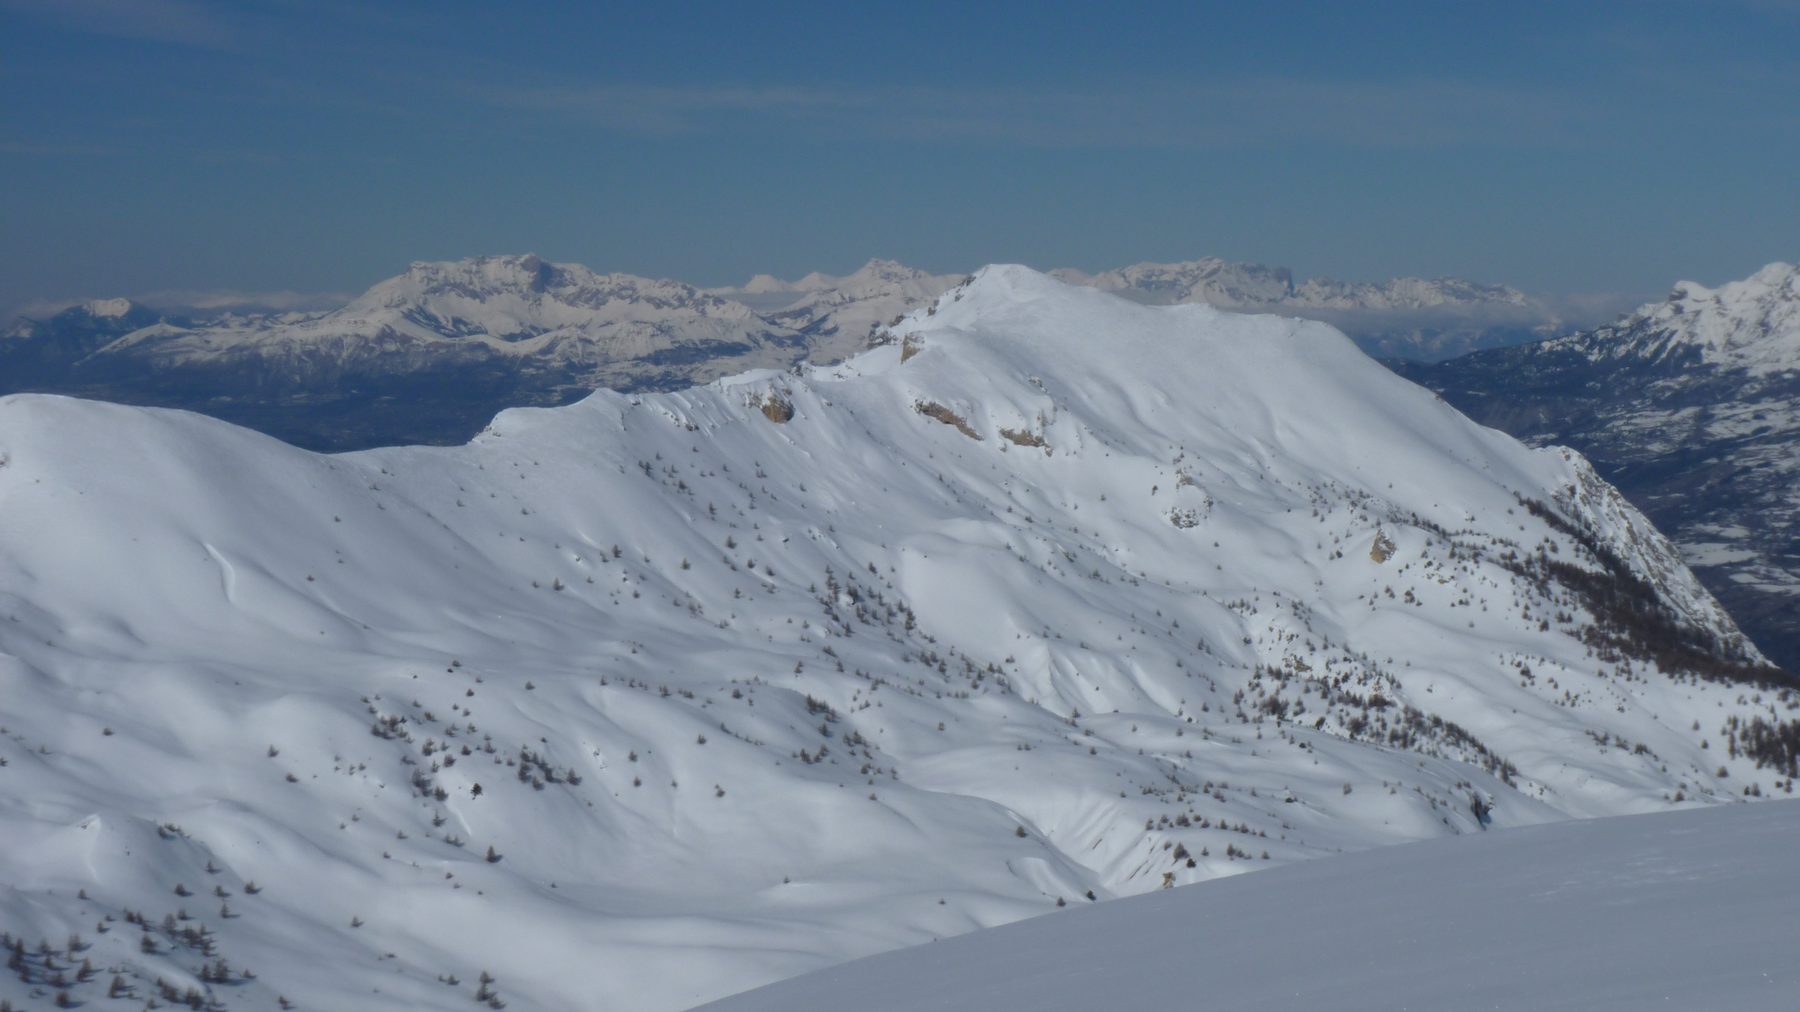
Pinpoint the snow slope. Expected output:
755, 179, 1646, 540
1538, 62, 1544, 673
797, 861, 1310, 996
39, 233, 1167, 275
0, 267, 1790, 1011
704, 799, 1800, 1012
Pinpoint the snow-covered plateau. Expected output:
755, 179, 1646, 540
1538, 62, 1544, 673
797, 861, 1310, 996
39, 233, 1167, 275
1, 267, 1793, 1011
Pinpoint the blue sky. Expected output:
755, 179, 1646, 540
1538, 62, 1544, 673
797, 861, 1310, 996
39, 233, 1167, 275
3, 0, 1796, 314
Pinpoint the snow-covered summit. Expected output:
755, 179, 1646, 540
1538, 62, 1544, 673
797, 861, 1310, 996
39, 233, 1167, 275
1588, 261, 1800, 374
1, 266, 1787, 1011
82, 296, 136, 318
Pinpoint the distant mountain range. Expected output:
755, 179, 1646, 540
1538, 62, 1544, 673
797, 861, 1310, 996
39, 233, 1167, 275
1053, 259, 1564, 360
1401, 262, 1800, 671
1, 254, 1567, 450
709, 258, 968, 364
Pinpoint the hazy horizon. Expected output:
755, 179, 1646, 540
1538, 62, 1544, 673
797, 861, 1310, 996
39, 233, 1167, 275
4, 0, 1796, 315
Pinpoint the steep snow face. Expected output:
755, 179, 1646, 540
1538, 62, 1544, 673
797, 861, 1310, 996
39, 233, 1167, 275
0, 267, 1789, 1012
703, 800, 1800, 1012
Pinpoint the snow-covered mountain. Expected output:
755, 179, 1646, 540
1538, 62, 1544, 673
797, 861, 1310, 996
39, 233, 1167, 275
1554, 262, 1800, 375
710, 258, 965, 364
1056, 257, 1563, 360
1401, 262, 1800, 672
704, 799, 1800, 1011
2, 267, 1790, 1011
1, 255, 1561, 450
0, 255, 810, 450
1052, 258, 1302, 307
0, 297, 165, 373
95, 254, 805, 386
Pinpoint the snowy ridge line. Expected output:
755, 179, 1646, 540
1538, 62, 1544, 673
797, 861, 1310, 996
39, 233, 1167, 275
1, 265, 1794, 1011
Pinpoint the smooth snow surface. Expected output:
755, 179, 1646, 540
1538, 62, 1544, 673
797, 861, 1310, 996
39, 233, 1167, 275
704, 799, 1800, 1012
0, 267, 1785, 1011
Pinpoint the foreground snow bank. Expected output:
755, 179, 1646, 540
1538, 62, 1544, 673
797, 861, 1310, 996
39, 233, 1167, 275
704, 799, 1800, 1011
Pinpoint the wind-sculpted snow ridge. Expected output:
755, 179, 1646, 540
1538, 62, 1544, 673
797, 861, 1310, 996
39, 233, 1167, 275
702, 799, 1800, 1012
0, 267, 1792, 1011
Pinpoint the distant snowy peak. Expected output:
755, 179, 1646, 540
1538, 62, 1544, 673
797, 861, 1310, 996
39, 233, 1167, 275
74, 254, 808, 387
0, 297, 163, 357
341, 253, 766, 339
1062, 257, 1540, 314
1574, 261, 1800, 374
82, 297, 136, 318
1398, 258, 1800, 672
716, 257, 960, 298
2, 297, 154, 335
1055, 258, 1297, 307
738, 258, 967, 363
1292, 274, 1539, 312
